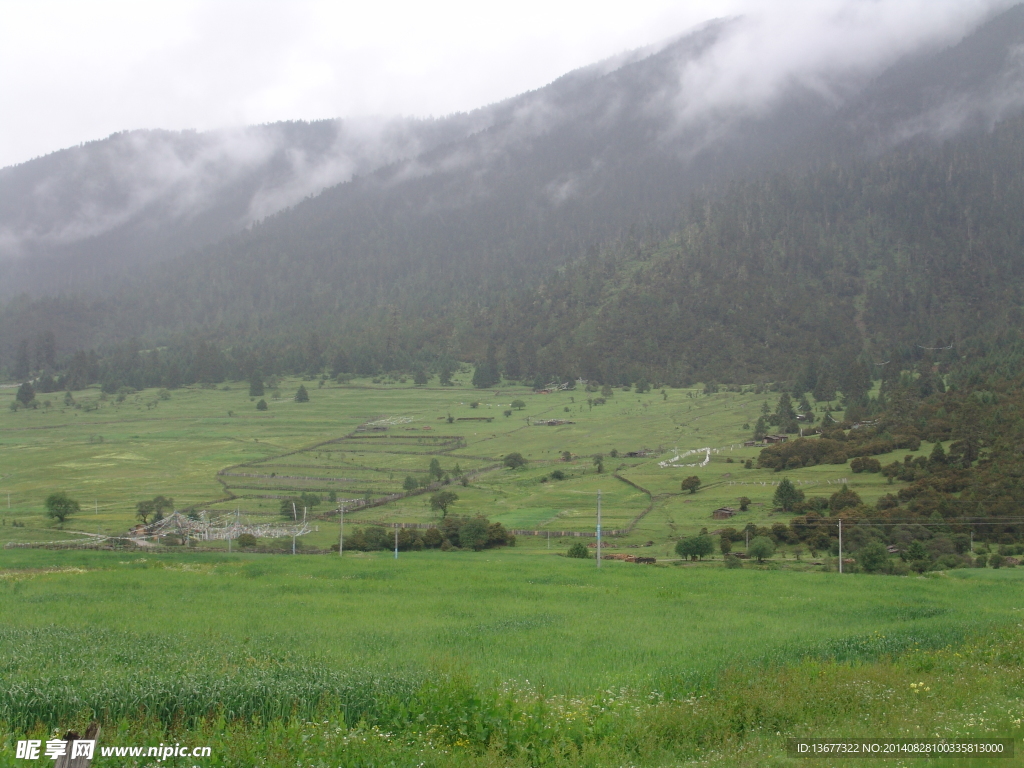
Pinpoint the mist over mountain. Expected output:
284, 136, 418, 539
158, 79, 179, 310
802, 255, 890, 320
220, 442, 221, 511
0, 113, 501, 297
3, 4, 1024, 386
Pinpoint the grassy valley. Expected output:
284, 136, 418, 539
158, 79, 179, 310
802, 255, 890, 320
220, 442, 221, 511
2, 376, 1023, 766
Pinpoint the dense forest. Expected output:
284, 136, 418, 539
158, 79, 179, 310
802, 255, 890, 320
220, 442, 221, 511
5, 109, 1024, 395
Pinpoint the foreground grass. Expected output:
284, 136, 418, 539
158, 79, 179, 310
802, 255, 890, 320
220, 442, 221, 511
1, 551, 1023, 765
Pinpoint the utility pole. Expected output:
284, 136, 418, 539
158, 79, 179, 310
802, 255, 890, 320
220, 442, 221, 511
970, 530, 974, 554
596, 490, 602, 568
394, 528, 399, 559
838, 519, 843, 574
338, 506, 344, 557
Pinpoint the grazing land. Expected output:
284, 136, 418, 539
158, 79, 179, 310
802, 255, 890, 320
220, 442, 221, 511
2, 379, 1022, 767
1, 549, 1023, 766
0, 376, 897, 553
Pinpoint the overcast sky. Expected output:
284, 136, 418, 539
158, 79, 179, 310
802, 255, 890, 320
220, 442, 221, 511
0, 0, 1011, 169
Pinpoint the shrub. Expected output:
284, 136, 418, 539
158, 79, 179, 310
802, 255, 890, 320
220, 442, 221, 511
237, 534, 257, 548
748, 536, 776, 563
549, 470, 566, 480
856, 541, 890, 573
45, 492, 80, 525
851, 456, 882, 473
676, 535, 714, 560
256, 399, 268, 411
567, 541, 590, 558
503, 452, 527, 469
429, 490, 459, 517
724, 554, 743, 568
459, 517, 490, 550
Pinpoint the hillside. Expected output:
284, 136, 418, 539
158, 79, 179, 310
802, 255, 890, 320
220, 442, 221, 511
4, 5, 1024, 386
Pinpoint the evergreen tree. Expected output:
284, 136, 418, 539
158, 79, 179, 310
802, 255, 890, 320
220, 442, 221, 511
14, 340, 30, 380
294, 384, 309, 402
249, 373, 264, 397
772, 477, 804, 512
753, 415, 769, 439
16, 382, 35, 407
775, 393, 796, 422
503, 343, 522, 380
429, 458, 444, 481
36, 331, 56, 371
472, 342, 501, 388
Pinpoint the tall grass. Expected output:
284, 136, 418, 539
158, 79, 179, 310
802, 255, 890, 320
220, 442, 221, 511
2, 551, 1022, 731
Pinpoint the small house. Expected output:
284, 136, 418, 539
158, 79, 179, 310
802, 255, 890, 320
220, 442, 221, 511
764, 434, 789, 444
712, 507, 736, 520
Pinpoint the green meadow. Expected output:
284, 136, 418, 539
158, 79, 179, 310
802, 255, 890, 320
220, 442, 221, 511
2, 378, 1022, 766
1, 549, 1023, 767
0, 376, 900, 553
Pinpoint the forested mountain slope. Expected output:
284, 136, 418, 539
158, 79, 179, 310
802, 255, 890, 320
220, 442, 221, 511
8, 109, 1024, 393
4, 5, 1024, 387
0, 115, 496, 298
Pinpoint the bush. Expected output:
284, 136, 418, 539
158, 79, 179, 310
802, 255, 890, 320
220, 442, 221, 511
503, 452, 527, 469
237, 534, 257, 548
44, 492, 80, 525
748, 536, 776, 563
724, 554, 743, 568
567, 541, 590, 558
549, 470, 566, 480
459, 517, 490, 550
851, 456, 882, 473
856, 541, 890, 573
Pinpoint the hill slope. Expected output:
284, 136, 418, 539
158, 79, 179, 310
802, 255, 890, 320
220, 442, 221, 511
4, 5, 1024, 385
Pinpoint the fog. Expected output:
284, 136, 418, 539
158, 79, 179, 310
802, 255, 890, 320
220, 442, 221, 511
2, 0, 1011, 169
0, 0, 1018, 262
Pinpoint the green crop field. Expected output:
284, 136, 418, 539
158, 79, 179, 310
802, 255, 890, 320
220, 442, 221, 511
2, 378, 1023, 767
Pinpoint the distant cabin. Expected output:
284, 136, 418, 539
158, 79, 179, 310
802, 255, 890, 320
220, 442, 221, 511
712, 507, 736, 520
764, 434, 789, 444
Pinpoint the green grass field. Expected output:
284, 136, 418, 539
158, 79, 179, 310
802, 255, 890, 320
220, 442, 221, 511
2, 378, 1021, 767
1, 549, 1023, 767
0, 377, 903, 553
